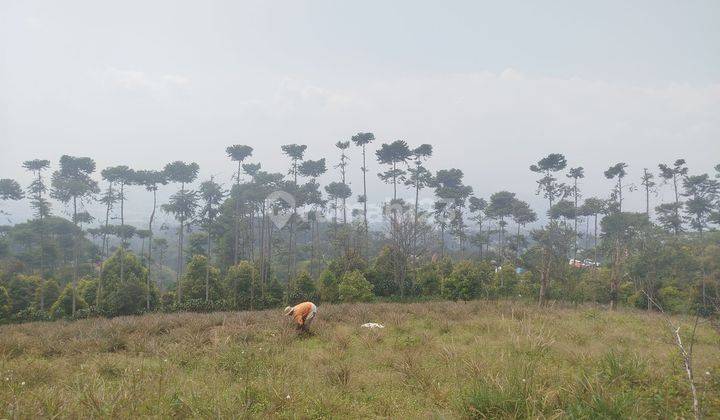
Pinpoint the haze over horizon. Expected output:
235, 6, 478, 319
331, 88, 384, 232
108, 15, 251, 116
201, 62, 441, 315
2, 0, 719, 226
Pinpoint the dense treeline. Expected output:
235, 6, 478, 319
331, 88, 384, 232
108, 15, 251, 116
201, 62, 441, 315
1, 138, 719, 322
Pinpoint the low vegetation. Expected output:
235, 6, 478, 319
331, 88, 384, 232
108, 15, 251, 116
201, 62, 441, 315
1, 300, 719, 418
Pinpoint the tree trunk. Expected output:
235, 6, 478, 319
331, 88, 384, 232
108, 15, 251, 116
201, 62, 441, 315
119, 182, 125, 286
362, 145, 369, 257
234, 161, 241, 265
147, 189, 156, 311
176, 182, 185, 303
573, 179, 578, 257
72, 196, 78, 316
205, 222, 211, 302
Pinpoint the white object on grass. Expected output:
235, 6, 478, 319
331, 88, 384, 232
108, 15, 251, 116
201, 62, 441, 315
361, 323, 385, 329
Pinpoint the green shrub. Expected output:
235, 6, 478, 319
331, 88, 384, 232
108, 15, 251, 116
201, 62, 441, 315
7, 274, 40, 313
318, 269, 339, 303
225, 261, 257, 309
0, 285, 11, 321
417, 263, 441, 296
658, 286, 689, 313
98, 249, 154, 315
50, 284, 87, 318
338, 270, 374, 302
288, 270, 317, 303
442, 261, 480, 301
180, 255, 224, 302
36, 278, 61, 312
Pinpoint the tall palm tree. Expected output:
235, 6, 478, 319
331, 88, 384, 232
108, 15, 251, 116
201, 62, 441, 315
162, 161, 200, 302
50, 155, 99, 315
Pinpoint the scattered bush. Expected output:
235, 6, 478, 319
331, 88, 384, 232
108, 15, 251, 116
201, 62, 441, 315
338, 270, 374, 302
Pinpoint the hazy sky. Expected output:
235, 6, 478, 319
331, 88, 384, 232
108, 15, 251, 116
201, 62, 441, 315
1, 0, 719, 225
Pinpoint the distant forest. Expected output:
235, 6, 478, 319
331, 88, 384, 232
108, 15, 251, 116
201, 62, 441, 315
1, 135, 719, 322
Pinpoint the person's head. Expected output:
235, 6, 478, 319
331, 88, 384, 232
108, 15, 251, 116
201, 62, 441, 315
284, 306, 293, 316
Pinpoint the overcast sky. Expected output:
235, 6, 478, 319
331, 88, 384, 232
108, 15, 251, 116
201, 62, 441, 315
1, 0, 719, 226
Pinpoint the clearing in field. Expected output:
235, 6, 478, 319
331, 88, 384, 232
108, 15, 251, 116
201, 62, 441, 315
1, 300, 719, 418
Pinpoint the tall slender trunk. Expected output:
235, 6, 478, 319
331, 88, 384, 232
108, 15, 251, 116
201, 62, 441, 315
205, 219, 211, 302
176, 182, 185, 302
233, 161, 241, 265
147, 188, 157, 311
644, 169, 650, 218
672, 174, 680, 236
119, 182, 125, 285
72, 196, 78, 315
516, 223, 521, 259
362, 144, 368, 257
593, 213, 598, 265
573, 179, 578, 257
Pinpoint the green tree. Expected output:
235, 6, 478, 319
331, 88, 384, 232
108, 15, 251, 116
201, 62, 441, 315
405, 144, 434, 259
530, 153, 567, 212
51, 284, 87, 317
434, 169, 473, 257
50, 155, 99, 315
469, 197, 488, 259
658, 159, 688, 235
318, 268, 339, 303
299, 158, 327, 277
198, 177, 226, 301
7, 274, 40, 313
288, 270, 317, 303
351, 132, 375, 254
281, 143, 307, 277
338, 270, 374, 302
98, 249, 152, 315
604, 162, 629, 213
529, 221, 574, 305
0, 286, 11, 320
36, 278, 60, 312
162, 161, 200, 302
180, 255, 224, 302
579, 197, 607, 264
640, 168, 656, 218
601, 212, 650, 309
225, 261, 257, 309
22, 159, 51, 283
486, 191, 516, 261
682, 174, 719, 236
226, 145, 254, 264
101, 166, 135, 287
133, 169, 168, 309
510, 199, 537, 259
376, 140, 412, 201
442, 260, 480, 301
566, 167, 584, 256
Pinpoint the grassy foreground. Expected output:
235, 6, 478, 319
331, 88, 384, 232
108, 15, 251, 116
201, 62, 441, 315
1, 301, 719, 418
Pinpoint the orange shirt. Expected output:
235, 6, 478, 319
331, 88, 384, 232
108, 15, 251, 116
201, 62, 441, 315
289, 301, 316, 326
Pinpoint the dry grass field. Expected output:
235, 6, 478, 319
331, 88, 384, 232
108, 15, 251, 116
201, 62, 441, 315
1, 300, 719, 418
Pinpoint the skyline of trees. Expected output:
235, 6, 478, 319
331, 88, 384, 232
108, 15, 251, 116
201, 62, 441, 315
1, 135, 719, 320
